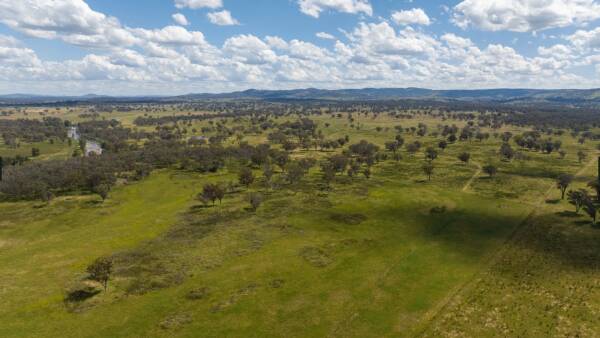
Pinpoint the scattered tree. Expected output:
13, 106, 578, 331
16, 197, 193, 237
577, 150, 587, 163
200, 183, 225, 205
385, 141, 400, 154
321, 162, 336, 187
93, 183, 111, 201
31, 147, 40, 157
583, 199, 597, 224
363, 167, 371, 179
86, 257, 113, 291
422, 162, 434, 181
483, 164, 497, 178
499, 143, 514, 160
567, 189, 590, 213
247, 192, 263, 211
556, 173, 574, 200
238, 167, 255, 188
425, 147, 438, 161
263, 164, 274, 190
587, 180, 600, 201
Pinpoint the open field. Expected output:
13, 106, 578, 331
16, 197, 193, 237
1, 107, 599, 337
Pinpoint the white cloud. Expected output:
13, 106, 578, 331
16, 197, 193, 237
131, 26, 208, 46
453, 0, 600, 32
1, 0, 600, 94
110, 49, 147, 67
207, 10, 240, 26
265, 36, 289, 49
223, 34, 277, 65
391, 8, 431, 26
316, 32, 336, 40
172, 13, 189, 26
568, 27, 600, 50
441, 33, 474, 49
174, 0, 222, 9
346, 22, 439, 56
0, 0, 138, 48
0, 35, 40, 67
298, 0, 372, 18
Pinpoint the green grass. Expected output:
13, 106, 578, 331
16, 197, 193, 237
0, 139, 74, 160
1, 111, 599, 337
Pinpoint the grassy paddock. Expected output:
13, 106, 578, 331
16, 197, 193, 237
0, 110, 599, 337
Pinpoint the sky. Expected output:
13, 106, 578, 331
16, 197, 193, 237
0, 0, 600, 95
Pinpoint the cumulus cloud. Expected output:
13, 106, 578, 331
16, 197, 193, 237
568, 27, 600, 50
346, 22, 439, 56
0, 0, 137, 47
316, 32, 336, 40
172, 13, 189, 26
298, 0, 372, 18
223, 34, 277, 65
207, 10, 240, 25
174, 0, 222, 9
131, 26, 208, 46
453, 0, 600, 32
391, 8, 431, 26
1, 0, 600, 94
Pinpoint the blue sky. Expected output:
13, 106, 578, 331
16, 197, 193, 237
0, 0, 600, 95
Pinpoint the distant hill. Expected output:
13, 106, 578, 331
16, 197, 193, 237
2, 87, 600, 106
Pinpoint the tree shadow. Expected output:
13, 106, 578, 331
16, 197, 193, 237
190, 204, 212, 211
64, 287, 101, 303
555, 210, 581, 218
375, 203, 600, 274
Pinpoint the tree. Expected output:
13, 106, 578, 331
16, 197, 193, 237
458, 152, 470, 164
422, 162, 434, 181
271, 150, 289, 172
31, 147, 40, 157
286, 162, 305, 184
385, 141, 400, 154
583, 199, 597, 224
438, 140, 448, 150
87, 257, 113, 291
214, 184, 226, 204
558, 150, 566, 159
395, 135, 405, 147
425, 147, 438, 161
588, 180, 600, 201
567, 189, 590, 213
200, 183, 224, 205
483, 164, 497, 178
556, 173, 574, 200
363, 167, 371, 179
238, 167, 255, 188
320, 162, 336, 187
0, 156, 3, 181
499, 143, 514, 160
406, 141, 421, 155
347, 161, 361, 178
263, 164, 274, 190
328, 154, 349, 174
577, 150, 587, 163
93, 183, 111, 201
247, 192, 263, 211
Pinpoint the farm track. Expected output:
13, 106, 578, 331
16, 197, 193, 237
461, 161, 482, 192
413, 154, 598, 337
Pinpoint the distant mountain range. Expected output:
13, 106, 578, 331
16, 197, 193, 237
2, 88, 600, 106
